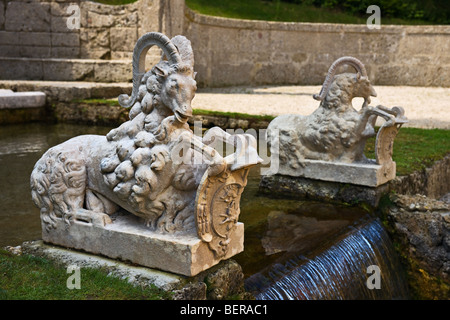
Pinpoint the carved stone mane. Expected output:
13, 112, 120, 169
98, 36, 204, 232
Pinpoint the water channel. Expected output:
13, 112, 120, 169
0, 122, 408, 299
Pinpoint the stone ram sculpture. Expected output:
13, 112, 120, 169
266, 56, 407, 187
30, 32, 261, 275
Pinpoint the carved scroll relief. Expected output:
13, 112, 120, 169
192, 128, 262, 258
195, 167, 250, 259
375, 106, 408, 166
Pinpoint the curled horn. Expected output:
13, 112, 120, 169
118, 32, 183, 108
171, 35, 194, 69
313, 56, 368, 101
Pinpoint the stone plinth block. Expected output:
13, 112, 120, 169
0, 90, 46, 109
259, 174, 391, 208
271, 159, 396, 187
41, 212, 244, 277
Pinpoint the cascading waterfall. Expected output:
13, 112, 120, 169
245, 219, 409, 300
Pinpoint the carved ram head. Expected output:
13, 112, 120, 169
313, 56, 377, 105
118, 32, 197, 124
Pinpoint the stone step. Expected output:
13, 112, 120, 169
0, 89, 46, 109
0, 57, 132, 83
0, 80, 132, 102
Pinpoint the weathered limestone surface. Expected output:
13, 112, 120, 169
41, 213, 244, 277
0, 90, 46, 109
390, 154, 450, 199
184, 7, 450, 87
264, 57, 406, 192
259, 174, 390, 207
0, 0, 147, 60
0, 80, 132, 102
0, 0, 175, 82
52, 101, 129, 125
382, 194, 450, 299
260, 153, 450, 207
273, 159, 396, 188
0, 57, 132, 82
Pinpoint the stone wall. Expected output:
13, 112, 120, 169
382, 194, 450, 299
0, 0, 449, 86
0, 0, 183, 81
0, 0, 186, 59
183, 7, 450, 87
390, 154, 450, 199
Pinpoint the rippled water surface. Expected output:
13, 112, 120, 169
0, 123, 113, 247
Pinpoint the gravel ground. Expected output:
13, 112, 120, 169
193, 85, 450, 129
1, 80, 448, 129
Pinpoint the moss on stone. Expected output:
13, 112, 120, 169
377, 194, 450, 299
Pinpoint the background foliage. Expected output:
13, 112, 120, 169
96, 0, 448, 24
279, 0, 449, 24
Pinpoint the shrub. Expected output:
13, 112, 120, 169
279, 0, 449, 23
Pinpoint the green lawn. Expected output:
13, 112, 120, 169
187, 0, 384, 24
0, 249, 171, 300
203, 0, 438, 25
365, 127, 450, 176
93, 0, 433, 25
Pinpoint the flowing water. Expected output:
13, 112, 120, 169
244, 219, 409, 300
0, 122, 408, 299
235, 164, 409, 300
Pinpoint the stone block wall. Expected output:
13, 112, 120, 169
183, 8, 450, 87
0, 0, 156, 60
0, 0, 182, 81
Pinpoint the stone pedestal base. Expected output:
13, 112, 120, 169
42, 213, 244, 277
272, 159, 396, 187
259, 174, 391, 207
